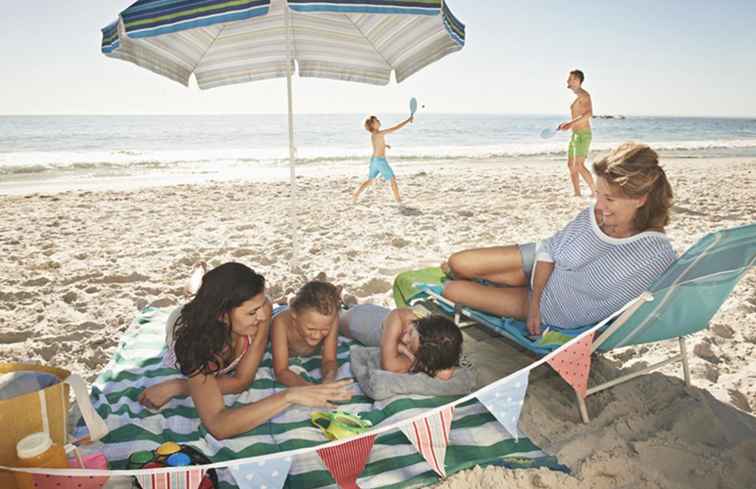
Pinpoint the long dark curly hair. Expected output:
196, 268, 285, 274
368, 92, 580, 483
411, 315, 463, 377
173, 262, 265, 377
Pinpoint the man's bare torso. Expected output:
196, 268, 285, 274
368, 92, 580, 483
571, 88, 592, 131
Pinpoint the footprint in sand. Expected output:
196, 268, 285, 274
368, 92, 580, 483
354, 278, 391, 297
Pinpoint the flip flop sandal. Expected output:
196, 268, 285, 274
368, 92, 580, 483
310, 411, 373, 441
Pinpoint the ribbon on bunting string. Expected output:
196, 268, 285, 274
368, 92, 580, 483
400, 406, 454, 478
477, 369, 529, 442
547, 331, 595, 398
135, 468, 205, 489
317, 435, 376, 489
229, 456, 293, 489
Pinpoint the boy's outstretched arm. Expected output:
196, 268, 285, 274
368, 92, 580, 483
379, 116, 414, 135
271, 315, 311, 387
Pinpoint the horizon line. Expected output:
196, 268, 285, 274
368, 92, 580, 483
2, 112, 755, 119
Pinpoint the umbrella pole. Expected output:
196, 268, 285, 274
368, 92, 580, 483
284, 0, 298, 270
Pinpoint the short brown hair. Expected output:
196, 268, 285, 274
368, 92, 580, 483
570, 69, 585, 83
593, 143, 673, 232
290, 281, 341, 316
364, 115, 379, 131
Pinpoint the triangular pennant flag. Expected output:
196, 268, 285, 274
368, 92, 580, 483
317, 435, 376, 489
135, 468, 205, 489
230, 456, 293, 489
32, 474, 109, 489
400, 406, 455, 478
547, 332, 595, 398
477, 369, 530, 441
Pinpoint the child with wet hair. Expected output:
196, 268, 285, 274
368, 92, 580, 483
340, 304, 463, 380
271, 281, 343, 386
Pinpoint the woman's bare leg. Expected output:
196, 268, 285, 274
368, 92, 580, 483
444, 245, 528, 287
443, 280, 529, 318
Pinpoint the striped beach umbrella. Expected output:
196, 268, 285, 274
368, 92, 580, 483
101, 0, 465, 261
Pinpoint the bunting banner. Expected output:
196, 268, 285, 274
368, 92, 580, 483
229, 456, 293, 489
547, 332, 595, 398
135, 468, 205, 489
400, 406, 455, 478
477, 370, 530, 441
32, 474, 109, 489
317, 435, 376, 489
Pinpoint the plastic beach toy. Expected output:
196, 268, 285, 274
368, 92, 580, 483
311, 411, 373, 440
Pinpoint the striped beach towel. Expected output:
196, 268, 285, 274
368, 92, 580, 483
77, 307, 563, 489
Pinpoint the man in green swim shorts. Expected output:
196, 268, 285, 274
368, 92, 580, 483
559, 69, 595, 196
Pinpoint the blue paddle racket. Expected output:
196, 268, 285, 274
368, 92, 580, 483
410, 97, 418, 116
540, 126, 559, 139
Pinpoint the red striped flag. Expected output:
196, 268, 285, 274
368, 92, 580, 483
135, 468, 205, 489
547, 332, 595, 399
400, 406, 455, 478
317, 435, 376, 489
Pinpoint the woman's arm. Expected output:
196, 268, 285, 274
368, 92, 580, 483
139, 324, 271, 409
380, 309, 414, 373
320, 319, 340, 383
527, 261, 555, 336
378, 116, 414, 135
189, 373, 353, 440
271, 313, 311, 387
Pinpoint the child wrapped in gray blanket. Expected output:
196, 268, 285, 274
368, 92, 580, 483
339, 304, 461, 380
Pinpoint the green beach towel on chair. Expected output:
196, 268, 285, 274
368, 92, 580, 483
77, 307, 564, 489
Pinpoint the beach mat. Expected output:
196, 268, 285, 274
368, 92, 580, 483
76, 307, 565, 489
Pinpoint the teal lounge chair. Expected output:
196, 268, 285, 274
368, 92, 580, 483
394, 223, 756, 422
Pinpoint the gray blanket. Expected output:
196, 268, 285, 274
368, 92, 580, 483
350, 345, 479, 400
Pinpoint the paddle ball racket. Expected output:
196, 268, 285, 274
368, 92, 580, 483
410, 97, 418, 117
540, 126, 559, 139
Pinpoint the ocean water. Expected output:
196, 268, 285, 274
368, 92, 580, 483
1, 114, 756, 193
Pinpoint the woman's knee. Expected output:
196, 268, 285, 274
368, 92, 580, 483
442, 280, 467, 301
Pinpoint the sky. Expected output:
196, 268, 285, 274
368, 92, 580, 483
2, 0, 756, 117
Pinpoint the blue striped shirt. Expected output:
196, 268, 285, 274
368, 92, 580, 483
536, 206, 677, 328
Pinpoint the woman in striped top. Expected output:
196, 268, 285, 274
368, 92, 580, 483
442, 143, 677, 336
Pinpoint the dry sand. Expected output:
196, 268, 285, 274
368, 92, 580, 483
1, 156, 754, 488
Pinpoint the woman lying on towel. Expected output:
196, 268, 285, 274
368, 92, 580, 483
339, 304, 462, 380
138, 262, 351, 439
442, 142, 677, 337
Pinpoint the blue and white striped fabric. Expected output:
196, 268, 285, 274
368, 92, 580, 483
536, 206, 677, 328
101, 0, 465, 88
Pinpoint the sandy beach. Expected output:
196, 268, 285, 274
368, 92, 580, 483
1, 155, 754, 488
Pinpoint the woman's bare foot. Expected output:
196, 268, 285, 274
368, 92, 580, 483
184, 261, 208, 297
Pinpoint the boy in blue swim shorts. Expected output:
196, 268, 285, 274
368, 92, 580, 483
352, 114, 414, 204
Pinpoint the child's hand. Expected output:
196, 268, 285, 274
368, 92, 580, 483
286, 380, 353, 408
408, 116, 415, 124
138, 380, 184, 410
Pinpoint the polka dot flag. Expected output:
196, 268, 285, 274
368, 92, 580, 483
476, 370, 530, 442
229, 456, 293, 489
400, 406, 455, 479
547, 332, 595, 399
316, 434, 376, 489
31, 473, 109, 489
